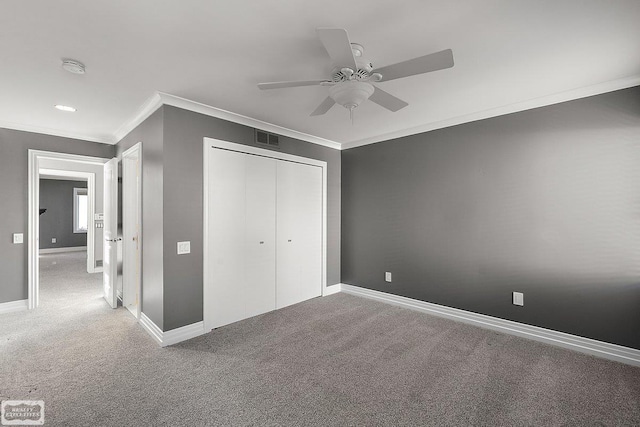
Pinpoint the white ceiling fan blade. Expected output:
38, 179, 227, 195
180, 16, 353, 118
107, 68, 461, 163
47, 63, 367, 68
258, 80, 328, 90
374, 49, 454, 82
310, 97, 336, 116
316, 28, 358, 70
369, 86, 408, 112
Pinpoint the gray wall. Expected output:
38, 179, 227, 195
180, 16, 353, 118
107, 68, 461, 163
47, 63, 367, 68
162, 105, 341, 331
116, 107, 164, 329
342, 86, 640, 350
0, 128, 113, 304
39, 179, 88, 249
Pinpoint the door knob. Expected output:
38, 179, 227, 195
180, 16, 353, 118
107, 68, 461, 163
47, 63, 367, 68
259, 241, 264, 244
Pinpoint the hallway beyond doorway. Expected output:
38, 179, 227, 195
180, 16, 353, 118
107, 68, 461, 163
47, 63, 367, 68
38, 251, 101, 307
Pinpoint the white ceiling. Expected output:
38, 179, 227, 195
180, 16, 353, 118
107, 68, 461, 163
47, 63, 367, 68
1, 0, 639, 148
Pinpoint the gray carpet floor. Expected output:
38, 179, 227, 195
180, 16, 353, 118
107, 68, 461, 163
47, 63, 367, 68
1, 252, 639, 426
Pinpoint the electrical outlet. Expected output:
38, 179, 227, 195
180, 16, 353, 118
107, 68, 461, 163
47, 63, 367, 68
513, 292, 524, 306
177, 241, 191, 255
12, 233, 23, 244
385, 272, 392, 282
51, 238, 57, 244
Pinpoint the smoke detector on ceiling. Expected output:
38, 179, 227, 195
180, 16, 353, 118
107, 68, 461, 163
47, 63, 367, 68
61, 59, 86, 74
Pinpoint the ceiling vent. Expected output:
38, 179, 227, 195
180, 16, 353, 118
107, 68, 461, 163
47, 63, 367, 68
255, 130, 280, 147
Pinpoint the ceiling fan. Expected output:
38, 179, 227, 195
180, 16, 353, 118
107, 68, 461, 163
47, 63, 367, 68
258, 28, 454, 119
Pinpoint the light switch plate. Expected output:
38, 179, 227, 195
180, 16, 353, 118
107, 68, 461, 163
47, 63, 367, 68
513, 292, 524, 306
385, 272, 392, 282
177, 241, 191, 255
12, 233, 23, 244
51, 238, 57, 244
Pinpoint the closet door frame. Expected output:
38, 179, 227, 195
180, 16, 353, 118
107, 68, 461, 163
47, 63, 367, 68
202, 137, 328, 332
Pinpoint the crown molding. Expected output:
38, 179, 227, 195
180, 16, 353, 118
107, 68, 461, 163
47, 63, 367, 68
112, 92, 163, 144
158, 92, 342, 150
5, 75, 638, 150
0, 120, 113, 145
342, 74, 640, 150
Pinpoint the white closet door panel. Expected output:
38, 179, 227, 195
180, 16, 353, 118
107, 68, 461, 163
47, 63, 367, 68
208, 148, 248, 328
276, 161, 323, 309
244, 155, 277, 318
294, 163, 322, 305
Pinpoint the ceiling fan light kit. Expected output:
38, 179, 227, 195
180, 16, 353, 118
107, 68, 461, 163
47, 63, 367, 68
258, 27, 454, 120
328, 80, 374, 111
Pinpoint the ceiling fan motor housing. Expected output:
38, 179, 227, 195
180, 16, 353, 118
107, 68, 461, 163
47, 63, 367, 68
331, 54, 374, 83
329, 80, 375, 109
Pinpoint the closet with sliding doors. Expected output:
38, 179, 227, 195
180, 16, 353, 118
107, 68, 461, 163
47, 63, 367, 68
204, 138, 325, 330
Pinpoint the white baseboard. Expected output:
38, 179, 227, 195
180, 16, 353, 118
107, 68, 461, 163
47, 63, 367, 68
340, 284, 640, 367
39, 246, 87, 254
139, 312, 205, 347
322, 283, 342, 296
139, 312, 163, 345
0, 299, 28, 314
163, 321, 206, 347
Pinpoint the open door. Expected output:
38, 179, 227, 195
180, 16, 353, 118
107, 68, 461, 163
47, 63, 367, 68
103, 157, 118, 308
122, 143, 142, 318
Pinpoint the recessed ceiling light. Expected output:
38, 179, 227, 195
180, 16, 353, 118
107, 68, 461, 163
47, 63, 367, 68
61, 59, 86, 74
54, 104, 77, 112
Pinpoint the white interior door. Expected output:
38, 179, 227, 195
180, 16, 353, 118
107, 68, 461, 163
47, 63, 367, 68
123, 148, 141, 318
208, 148, 246, 328
207, 148, 277, 329
244, 154, 277, 319
103, 157, 118, 308
205, 143, 324, 330
276, 161, 323, 309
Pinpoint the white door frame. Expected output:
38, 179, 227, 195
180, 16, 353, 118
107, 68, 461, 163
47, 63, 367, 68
202, 137, 328, 332
28, 150, 108, 310
121, 142, 143, 319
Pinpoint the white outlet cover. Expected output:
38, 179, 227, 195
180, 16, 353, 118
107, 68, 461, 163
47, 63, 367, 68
52, 238, 57, 243
385, 272, 392, 282
12, 233, 23, 244
513, 292, 524, 306
177, 241, 191, 255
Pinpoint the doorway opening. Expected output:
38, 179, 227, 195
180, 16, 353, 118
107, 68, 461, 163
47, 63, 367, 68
37, 171, 96, 305
27, 150, 108, 309
29, 148, 143, 321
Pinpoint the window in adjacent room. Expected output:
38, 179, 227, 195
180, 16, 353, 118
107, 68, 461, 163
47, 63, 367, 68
73, 187, 88, 233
